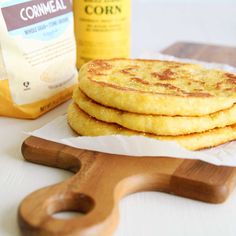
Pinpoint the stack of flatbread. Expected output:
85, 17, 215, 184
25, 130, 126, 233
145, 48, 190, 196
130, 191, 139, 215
68, 59, 236, 150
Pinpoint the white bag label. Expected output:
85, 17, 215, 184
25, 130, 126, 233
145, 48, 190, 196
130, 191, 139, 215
0, 0, 77, 105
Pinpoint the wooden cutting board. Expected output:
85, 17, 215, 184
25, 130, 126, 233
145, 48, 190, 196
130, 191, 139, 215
19, 42, 236, 236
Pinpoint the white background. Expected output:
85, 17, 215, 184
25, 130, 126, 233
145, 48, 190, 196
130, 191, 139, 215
132, 0, 236, 56
1, 1, 236, 236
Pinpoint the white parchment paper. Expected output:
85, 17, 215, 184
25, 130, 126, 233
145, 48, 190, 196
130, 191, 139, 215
28, 54, 236, 167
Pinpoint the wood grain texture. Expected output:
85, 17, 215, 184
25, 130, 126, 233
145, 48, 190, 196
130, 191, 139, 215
18, 42, 236, 236
162, 41, 236, 67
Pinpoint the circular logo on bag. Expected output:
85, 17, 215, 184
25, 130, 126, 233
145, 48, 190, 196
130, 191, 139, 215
23, 81, 31, 91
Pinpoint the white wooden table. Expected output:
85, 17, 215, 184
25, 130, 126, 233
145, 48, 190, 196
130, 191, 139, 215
1, 1, 236, 236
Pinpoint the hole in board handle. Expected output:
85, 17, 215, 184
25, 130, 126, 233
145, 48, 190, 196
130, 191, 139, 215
47, 193, 95, 220
53, 211, 85, 219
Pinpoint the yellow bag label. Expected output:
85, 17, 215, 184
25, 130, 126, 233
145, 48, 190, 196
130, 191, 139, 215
74, 0, 131, 68
0, 0, 77, 119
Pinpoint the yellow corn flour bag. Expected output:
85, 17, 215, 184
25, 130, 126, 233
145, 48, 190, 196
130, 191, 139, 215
0, 0, 77, 119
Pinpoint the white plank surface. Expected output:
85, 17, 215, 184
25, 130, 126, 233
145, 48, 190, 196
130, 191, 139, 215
1, 1, 236, 236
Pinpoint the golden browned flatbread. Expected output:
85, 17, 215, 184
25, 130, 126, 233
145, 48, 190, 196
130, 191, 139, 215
79, 59, 236, 116
67, 103, 236, 151
74, 88, 236, 136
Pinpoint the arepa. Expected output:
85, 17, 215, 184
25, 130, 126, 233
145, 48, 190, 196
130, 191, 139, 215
79, 59, 236, 116
68, 103, 236, 151
74, 88, 236, 136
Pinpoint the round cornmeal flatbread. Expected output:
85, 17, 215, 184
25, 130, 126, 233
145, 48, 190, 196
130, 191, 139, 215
73, 88, 236, 136
67, 102, 236, 151
79, 59, 236, 116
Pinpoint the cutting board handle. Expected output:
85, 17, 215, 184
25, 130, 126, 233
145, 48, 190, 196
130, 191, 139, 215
18, 137, 177, 236
18, 171, 119, 236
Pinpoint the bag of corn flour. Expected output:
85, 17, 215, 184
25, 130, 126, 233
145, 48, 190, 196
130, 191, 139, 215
0, 0, 77, 119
